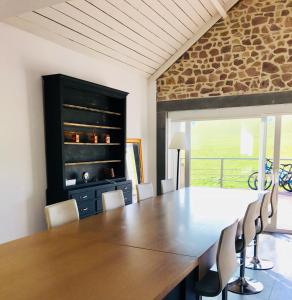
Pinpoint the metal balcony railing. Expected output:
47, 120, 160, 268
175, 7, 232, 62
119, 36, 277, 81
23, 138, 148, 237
184, 157, 292, 189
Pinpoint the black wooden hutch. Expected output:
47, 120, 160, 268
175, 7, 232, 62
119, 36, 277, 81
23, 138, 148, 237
43, 74, 132, 218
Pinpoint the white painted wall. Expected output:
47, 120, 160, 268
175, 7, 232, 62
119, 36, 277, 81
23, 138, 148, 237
147, 80, 157, 193
0, 22, 150, 243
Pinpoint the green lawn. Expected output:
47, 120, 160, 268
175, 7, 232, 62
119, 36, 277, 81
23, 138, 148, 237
188, 117, 292, 189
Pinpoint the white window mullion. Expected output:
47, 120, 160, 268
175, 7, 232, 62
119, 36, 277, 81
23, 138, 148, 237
270, 116, 281, 229
258, 117, 268, 191
185, 121, 191, 187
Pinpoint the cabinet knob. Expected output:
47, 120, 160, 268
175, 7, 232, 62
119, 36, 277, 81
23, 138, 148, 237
82, 195, 88, 199
82, 207, 88, 211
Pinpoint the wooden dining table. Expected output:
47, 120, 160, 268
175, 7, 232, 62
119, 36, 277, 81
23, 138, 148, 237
0, 187, 259, 300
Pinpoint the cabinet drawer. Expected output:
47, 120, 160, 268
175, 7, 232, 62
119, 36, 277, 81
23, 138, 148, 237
77, 200, 95, 218
69, 190, 94, 202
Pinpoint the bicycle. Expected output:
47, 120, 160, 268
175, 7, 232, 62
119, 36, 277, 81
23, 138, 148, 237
248, 158, 292, 192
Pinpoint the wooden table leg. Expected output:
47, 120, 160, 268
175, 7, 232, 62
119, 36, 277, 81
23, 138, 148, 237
198, 242, 218, 279
164, 242, 218, 300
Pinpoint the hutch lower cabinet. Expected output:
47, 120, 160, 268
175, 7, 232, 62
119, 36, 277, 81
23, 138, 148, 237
67, 180, 132, 218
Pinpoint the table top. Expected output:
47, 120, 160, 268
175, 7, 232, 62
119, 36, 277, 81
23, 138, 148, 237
54, 187, 259, 257
0, 187, 259, 300
0, 233, 196, 300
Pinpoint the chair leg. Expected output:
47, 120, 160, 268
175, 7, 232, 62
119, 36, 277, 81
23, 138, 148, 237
246, 234, 274, 270
228, 248, 264, 295
222, 286, 228, 300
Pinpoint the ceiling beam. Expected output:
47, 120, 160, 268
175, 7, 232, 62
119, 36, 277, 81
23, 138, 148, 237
0, 0, 64, 20
210, 0, 227, 18
148, 0, 239, 81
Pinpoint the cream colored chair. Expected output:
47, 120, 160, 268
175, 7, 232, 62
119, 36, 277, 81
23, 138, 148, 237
161, 179, 175, 194
137, 183, 154, 202
269, 183, 278, 219
102, 190, 125, 211
194, 219, 239, 300
228, 198, 263, 295
45, 199, 79, 229
247, 186, 277, 270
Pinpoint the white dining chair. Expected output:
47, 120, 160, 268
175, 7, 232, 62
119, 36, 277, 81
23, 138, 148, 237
268, 183, 278, 219
228, 198, 263, 295
102, 190, 125, 211
45, 199, 79, 229
194, 219, 239, 300
161, 179, 175, 194
137, 183, 154, 202
246, 190, 274, 270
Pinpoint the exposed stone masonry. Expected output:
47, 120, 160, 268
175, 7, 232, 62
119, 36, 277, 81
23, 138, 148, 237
157, 0, 292, 101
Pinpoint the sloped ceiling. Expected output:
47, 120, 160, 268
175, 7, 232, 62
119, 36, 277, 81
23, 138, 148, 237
4, 0, 239, 77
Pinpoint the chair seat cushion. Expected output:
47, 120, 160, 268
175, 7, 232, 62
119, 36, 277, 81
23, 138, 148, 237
194, 270, 220, 297
235, 238, 244, 253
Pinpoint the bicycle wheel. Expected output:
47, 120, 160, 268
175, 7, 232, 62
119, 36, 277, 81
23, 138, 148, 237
248, 172, 258, 190
264, 173, 273, 190
288, 181, 292, 192
282, 174, 292, 192
248, 172, 272, 190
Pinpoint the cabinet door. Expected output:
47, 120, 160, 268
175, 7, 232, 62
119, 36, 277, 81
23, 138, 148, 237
95, 185, 116, 199
116, 182, 132, 194
123, 191, 132, 205
95, 185, 116, 213
116, 182, 132, 205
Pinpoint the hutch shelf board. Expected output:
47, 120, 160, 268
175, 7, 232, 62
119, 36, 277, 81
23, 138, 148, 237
43, 74, 132, 218
64, 142, 121, 146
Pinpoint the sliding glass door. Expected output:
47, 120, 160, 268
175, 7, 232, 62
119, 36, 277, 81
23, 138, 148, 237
276, 115, 292, 231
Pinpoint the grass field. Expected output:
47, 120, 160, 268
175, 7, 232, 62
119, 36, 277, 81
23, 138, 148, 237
188, 116, 292, 189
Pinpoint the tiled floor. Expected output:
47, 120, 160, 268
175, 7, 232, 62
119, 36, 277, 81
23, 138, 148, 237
204, 233, 292, 300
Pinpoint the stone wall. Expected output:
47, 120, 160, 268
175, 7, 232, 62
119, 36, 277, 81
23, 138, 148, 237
157, 0, 292, 101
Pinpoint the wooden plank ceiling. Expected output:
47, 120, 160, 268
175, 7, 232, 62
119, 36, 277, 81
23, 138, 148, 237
7, 0, 239, 76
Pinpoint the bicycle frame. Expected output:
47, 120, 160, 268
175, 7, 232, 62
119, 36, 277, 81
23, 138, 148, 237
279, 164, 292, 185
265, 159, 292, 187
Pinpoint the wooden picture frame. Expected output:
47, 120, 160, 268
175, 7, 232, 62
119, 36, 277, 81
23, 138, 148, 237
126, 138, 144, 184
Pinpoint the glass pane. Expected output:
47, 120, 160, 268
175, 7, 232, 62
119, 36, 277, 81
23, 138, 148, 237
264, 117, 275, 192
168, 121, 186, 188
190, 119, 260, 189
